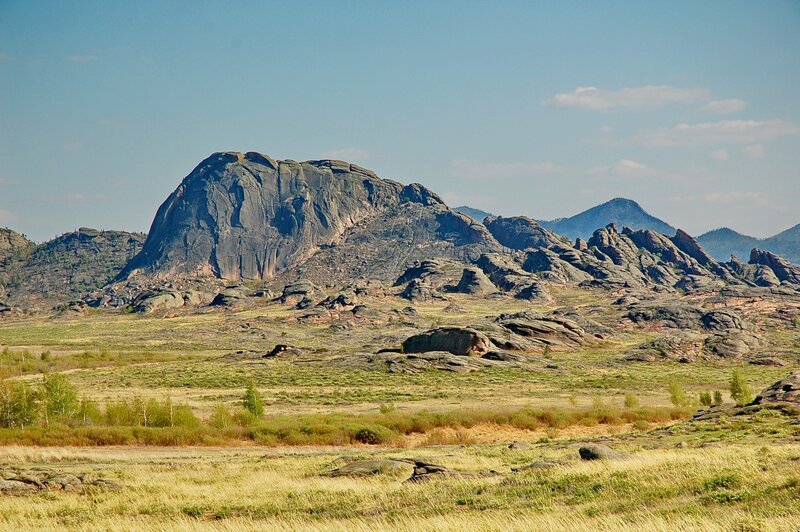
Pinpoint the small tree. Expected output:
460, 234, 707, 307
242, 381, 264, 417
729, 370, 753, 406
0, 381, 38, 428
668, 379, 689, 407
42, 374, 79, 425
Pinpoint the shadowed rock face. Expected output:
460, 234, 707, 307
121, 152, 500, 282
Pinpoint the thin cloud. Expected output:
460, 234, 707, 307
450, 159, 560, 180
629, 119, 800, 147
709, 149, 729, 161
742, 144, 765, 159
57, 193, 108, 206
319, 148, 368, 162
544, 85, 711, 110
587, 159, 655, 179
705, 191, 770, 208
0, 53, 9, 61
65, 55, 98, 63
0, 177, 15, 187
703, 99, 746, 114
61, 141, 84, 151
0, 208, 17, 224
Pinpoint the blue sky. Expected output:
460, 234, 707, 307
1, 0, 799, 242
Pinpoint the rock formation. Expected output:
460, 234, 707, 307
120, 152, 501, 284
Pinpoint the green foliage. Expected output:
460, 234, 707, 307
242, 382, 264, 418
668, 380, 690, 407
699, 392, 713, 407
352, 425, 396, 444
713, 390, 723, 405
729, 370, 753, 406
624, 394, 640, 409
0, 380, 38, 428
41, 373, 79, 424
209, 404, 234, 429
378, 403, 396, 415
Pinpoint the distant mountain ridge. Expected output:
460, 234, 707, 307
454, 206, 494, 222
536, 198, 676, 241
0, 227, 146, 308
698, 224, 800, 265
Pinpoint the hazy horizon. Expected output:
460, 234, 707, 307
2, 1, 799, 242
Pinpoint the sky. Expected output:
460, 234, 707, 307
1, 0, 799, 242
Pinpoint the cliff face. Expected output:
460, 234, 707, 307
121, 151, 501, 282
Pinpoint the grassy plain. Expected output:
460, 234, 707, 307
0, 286, 797, 529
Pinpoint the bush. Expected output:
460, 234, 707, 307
699, 391, 713, 407
624, 394, 640, 408
41, 373, 79, 424
242, 382, 264, 417
352, 425, 396, 445
668, 380, 690, 407
0, 380, 38, 428
729, 370, 753, 406
713, 390, 723, 405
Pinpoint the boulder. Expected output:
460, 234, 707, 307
752, 372, 800, 407
402, 327, 492, 355
131, 290, 185, 313
453, 267, 496, 295
578, 444, 627, 460
323, 460, 414, 478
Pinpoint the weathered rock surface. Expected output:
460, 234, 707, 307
750, 249, 800, 285
484, 216, 566, 250
323, 460, 413, 478
402, 327, 492, 355
0, 467, 121, 494
752, 372, 800, 407
120, 152, 501, 284
453, 267, 496, 295
578, 444, 628, 460
1, 228, 145, 308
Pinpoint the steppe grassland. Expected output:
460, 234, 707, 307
0, 444, 798, 531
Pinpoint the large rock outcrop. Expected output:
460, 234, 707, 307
1, 228, 146, 308
121, 152, 501, 283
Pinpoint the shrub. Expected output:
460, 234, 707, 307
0, 380, 38, 428
624, 394, 640, 408
713, 390, 723, 405
729, 370, 753, 406
352, 425, 396, 445
668, 380, 689, 407
242, 382, 264, 417
209, 404, 234, 429
699, 391, 713, 407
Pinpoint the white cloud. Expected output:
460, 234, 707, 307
600, 125, 613, 134
61, 141, 84, 151
709, 149, 729, 161
58, 193, 108, 206
65, 55, 98, 63
450, 159, 560, 180
319, 148, 368, 162
629, 119, 800, 146
0, 53, 9, 61
0, 208, 17, 224
544, 85, 711, 110
742, 143, 766, 159
703, 99, 746, 114
587, 159, 655, 179
705, 191, 769, 208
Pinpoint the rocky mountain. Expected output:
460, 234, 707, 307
0, 228, 35, 261
454, 205, 494, 222
537, 198, 676, 241
698, 225, 800, 265
120, 152, 501, 285
0, 228, 146, 308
